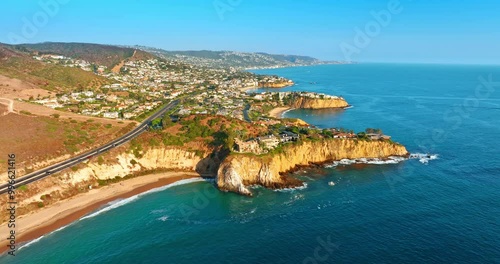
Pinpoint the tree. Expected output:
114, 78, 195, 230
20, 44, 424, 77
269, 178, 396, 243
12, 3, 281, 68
162, 113, 173, 128
365, 128, 382, 135
357, 132, 367, 139
151, 118, 162, 129
321, 129, 333, 138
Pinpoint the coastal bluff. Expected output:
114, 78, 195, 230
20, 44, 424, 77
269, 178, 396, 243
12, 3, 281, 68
258, 80, 294, 88
288, 96, 349, 109
216, 139, 408, 195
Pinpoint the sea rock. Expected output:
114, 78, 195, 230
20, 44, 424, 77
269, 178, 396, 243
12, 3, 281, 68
289, 97, 349, 109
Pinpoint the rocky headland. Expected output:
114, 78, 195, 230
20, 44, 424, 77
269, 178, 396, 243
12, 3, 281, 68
217, 139, 408, 195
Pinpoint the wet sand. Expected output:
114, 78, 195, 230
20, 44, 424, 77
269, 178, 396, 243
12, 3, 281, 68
268, 107, 291, 119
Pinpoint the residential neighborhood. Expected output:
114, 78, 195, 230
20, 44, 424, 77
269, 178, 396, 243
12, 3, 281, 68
30, 55, 296, 121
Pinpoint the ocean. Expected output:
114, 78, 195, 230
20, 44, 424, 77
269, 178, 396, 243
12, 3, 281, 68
3, 63, 499, 263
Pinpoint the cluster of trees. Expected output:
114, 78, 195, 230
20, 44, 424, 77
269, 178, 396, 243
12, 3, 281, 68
365, 128, 383, 134
180, 116, 214, 139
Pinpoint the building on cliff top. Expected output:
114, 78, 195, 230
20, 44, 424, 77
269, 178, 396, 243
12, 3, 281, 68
257, 135, 280, 149
279, 131, 299, 142
366, 133, 392, 140
234, 138, 264, 154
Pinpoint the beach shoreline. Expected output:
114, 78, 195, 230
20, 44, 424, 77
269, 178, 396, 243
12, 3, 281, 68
1, 171, 203, 255
268, 107, 292, 119
238, 86, 259, 92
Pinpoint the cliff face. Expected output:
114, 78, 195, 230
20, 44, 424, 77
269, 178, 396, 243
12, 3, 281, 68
289, 97, 349, 109
258, 81, 294, 88
66, 148, 214, 184
217, 139, 408, 195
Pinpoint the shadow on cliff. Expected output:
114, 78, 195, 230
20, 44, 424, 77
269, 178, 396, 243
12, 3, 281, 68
195, 131, 231, 177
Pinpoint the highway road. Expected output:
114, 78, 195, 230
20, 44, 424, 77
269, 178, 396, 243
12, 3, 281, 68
0, 100, 179, 195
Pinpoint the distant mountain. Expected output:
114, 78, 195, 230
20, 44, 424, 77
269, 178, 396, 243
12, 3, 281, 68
134, 46, 343, 69
18, 42, 154, 68
10, 42, 345, 70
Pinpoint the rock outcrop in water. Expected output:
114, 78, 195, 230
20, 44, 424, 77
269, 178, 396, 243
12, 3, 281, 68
216, 139, 408, 195
258, 80, 294, 88
288, 96, 349, 109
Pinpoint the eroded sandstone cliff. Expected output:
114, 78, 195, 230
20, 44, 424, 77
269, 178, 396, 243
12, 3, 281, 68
289, 97, 349, 109
216, 139, 408, 195
258, 81, 294, 88
67, 148, 214, 184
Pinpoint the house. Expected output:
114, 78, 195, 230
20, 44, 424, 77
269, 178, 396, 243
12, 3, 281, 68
234, 138, 262, 154
333, 132, 355, 139
124, 112, 136, 119
366, 133, 382, 140
279, 131, 299, 142
257, 135, 280, 149
366, 133, 391, 140
103, 112, 119, 119
178, 109, 191, 115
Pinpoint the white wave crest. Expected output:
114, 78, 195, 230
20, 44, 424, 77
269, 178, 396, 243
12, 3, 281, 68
409, 153, 439, 164
275, 182, 308, 192
18, 235, 45, 251
325, 156, 407, 168
157, 216, 169, 222
18, 178, 205, 251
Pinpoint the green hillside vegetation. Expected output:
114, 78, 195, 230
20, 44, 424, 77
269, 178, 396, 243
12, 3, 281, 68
19, 42, 154, 68
0, 45, 109, 91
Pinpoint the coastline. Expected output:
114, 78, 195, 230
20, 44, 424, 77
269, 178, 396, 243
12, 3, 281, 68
269, 107, 292, 119
1, 171, 202, 255
238, 86, 259, 92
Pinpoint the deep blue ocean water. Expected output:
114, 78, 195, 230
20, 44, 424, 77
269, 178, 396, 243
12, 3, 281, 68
3, 64, 499, 263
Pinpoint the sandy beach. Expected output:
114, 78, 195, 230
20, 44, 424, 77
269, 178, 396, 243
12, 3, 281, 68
239, 86, 259, 92
1, 171, 203, 254
268, 107, 291, 119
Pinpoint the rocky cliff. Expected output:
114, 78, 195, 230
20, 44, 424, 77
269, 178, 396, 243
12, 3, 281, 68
66, 148, 215, 184
258, 81, 294, 88
2, 147, 219, 209
289, 97, 349, 109
217, 139, 408, 195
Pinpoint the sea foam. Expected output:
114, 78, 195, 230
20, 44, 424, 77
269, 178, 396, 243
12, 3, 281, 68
409, 153, 439, 164
324, 154, 437, 168
18, 177, 205, 251
324, 156, 407, 168
81, 178, 205, 220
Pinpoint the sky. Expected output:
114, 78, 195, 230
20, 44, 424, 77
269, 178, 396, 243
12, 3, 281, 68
1, 0, 500, 64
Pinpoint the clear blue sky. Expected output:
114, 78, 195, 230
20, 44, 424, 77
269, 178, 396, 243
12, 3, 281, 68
1, 0, 499, 64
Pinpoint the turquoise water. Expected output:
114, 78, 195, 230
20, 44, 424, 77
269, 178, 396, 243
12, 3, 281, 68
3, 64, 500, 263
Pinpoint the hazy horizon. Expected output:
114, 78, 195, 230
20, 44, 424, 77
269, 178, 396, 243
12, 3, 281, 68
2, 0, 500, 64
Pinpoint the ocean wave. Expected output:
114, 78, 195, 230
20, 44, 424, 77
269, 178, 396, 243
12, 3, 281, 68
81, 178, 204, 220
150, 209, 168, 214
325, 156, 407, 168
280, 108, 292, 117
18, 178, 205, 251
409, 153, 439, 164
274, 183, 308, 192
157, 216, 169, 222
284, 193, 305, 206
18, 235, 45, 251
